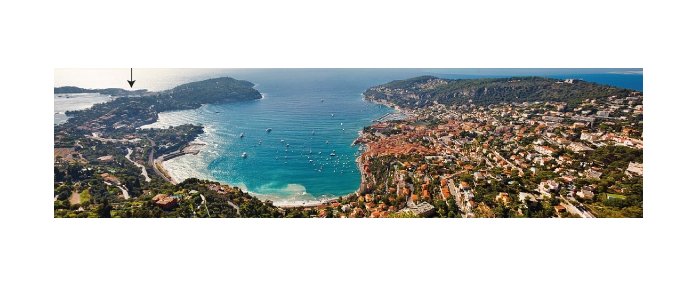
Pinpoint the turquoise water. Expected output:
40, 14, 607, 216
133, 69, 642, 204
142, 70, 412, 204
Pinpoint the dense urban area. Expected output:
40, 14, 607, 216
54, 76, 642, 218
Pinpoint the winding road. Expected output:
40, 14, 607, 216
126, 148, 151, 182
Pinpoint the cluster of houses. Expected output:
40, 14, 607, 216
334, 89, 643, 217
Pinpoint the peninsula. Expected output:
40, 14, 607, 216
54, 86, 149, 96
54, 77, 279, 217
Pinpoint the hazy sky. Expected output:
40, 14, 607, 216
55, 68, 642, 92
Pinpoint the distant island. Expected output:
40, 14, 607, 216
54, 75, 642, 218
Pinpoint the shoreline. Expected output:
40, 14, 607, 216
154, 141, 207, 184
154, 135, 362, 207
251, 100, 380, 208
155, 96, 387, 208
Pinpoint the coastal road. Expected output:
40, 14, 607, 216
153, 154, 177, 185
146, 137, 177, 185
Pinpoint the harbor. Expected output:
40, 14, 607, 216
373, 111, 408, 122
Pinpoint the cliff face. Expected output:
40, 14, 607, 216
364, 76, 639, 108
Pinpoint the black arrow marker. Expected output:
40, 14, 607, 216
127, 68, 136, 88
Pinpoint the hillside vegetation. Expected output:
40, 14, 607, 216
364, 76, 639, 108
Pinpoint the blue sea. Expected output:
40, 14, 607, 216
54, 93, 112, 125
61, 68, 641, 204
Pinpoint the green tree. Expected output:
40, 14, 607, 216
97, 199, 112, 218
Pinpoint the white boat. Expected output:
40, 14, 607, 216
241, 152, 248, 158
266, 128, 272, 133
240, 133, 245, 138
